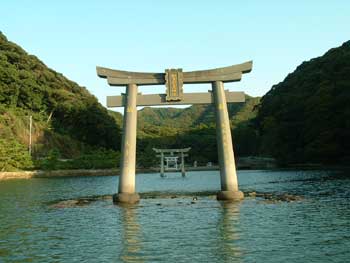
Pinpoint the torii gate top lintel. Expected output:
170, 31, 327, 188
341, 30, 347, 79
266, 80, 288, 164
96, 61, 252, 86
153, 147, 191, 153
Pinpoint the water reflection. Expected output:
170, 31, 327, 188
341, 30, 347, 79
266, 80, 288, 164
1, 170, 349, 262
119, 206, 143, 263
217, 202, 242, 262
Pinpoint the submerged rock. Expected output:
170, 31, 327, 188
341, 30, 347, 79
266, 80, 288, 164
48, 190, 303, 209
279, 194, 303, 202
248, 192, 256, 197
244, 190, 304, 203
49, 195, 112, 208
50, 200, 81, 208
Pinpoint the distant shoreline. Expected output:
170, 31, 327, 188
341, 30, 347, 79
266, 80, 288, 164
0, 165, 245, 180
0, 155, 279, 180
0, 166, 223, 180
1, 163, 348, 181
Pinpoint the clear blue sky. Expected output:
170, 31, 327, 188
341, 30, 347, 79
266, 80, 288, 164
2, 0, 349, 111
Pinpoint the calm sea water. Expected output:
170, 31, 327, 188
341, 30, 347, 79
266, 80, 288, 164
0, 170, 349, 263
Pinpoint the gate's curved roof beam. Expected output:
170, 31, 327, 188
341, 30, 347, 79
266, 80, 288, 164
96, 61, 252, 86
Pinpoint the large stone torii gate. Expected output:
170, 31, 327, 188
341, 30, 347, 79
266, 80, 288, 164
97, 61, 253, 204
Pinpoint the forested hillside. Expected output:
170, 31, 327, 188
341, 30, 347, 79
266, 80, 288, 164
256, 40, 350, 165
138, 95, 259, 129
136, 96, 261, 167
0, 32, 121, 170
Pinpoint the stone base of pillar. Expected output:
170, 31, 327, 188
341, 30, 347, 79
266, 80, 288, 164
216, 190, 244, 201
113, 193, 140, 204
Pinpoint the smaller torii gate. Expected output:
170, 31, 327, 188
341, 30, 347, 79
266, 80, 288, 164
153, 148, 191, 177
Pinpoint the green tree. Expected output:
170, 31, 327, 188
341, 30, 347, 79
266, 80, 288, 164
0, 139, 33, 171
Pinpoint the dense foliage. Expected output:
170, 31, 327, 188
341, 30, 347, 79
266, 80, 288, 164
0, 32, 122, 170
38, 149, 120, 170
0, 32, 121, 154
0, 138, 33, 171
138, 97, 259, 129
256, 40, 350, 165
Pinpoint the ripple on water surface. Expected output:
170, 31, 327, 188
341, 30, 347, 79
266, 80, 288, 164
0, 170, 349, 262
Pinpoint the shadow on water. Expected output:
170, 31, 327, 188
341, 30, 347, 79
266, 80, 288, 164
119, 206, 144, 263
216, 202, 242, 263
116, 197, 245, 262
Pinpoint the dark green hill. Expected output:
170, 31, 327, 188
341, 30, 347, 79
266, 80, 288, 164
0, 32, 122, 170
136, 96, 261, 167
256, 40, 350, 165
138, 95, 260, 130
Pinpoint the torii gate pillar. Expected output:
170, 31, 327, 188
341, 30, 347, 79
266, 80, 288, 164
213, 81, 244, 201
113, 83, 140, 204
181, 152, 186, 177
160, 152, 165, 177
